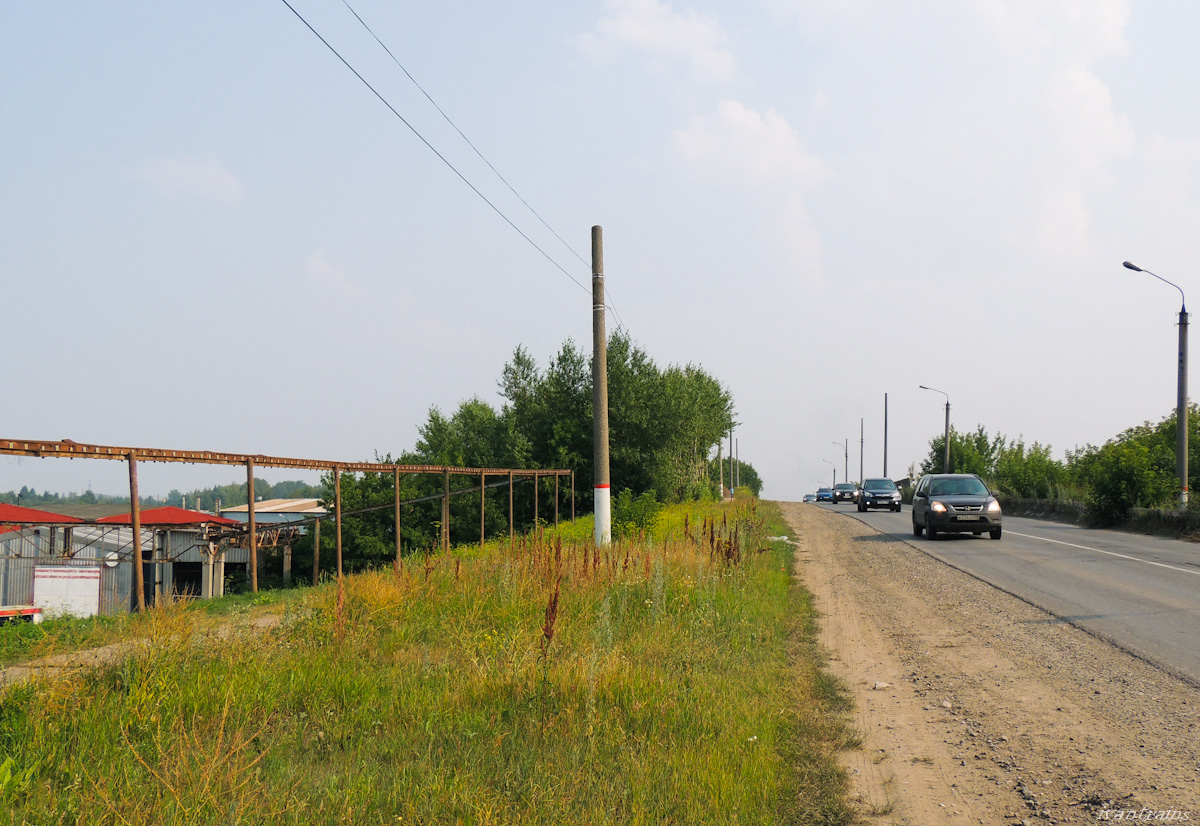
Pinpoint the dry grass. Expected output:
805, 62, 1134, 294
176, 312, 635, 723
0, 497, 856, 825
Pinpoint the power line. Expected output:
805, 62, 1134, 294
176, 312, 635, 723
340, 0, 592, 273
277, 0, 590, 297
336, 0, 629, 330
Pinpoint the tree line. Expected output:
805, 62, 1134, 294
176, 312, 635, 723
0, 480, 323, 512
286, 332, 755, 577
915, 406, 1200, 522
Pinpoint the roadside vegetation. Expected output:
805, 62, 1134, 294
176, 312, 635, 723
914, 405, 1200, 523
292, 331, 758, 582
0, 498, 856, 826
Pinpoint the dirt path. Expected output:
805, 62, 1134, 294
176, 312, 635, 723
779, 502, 1200, 825
0, 612, 281, 690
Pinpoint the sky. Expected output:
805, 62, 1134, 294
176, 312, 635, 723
3, 0, 1200, 501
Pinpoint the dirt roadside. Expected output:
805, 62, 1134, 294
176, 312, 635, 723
779, 502, 1200, 825
0, 612, 281, 690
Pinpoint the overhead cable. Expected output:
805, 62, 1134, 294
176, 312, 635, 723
337, 0, 629, 329
340, 0, 592, 272
277, 0, 590, 297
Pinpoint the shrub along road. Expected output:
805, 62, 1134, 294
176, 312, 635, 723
781, 501, 1199, 823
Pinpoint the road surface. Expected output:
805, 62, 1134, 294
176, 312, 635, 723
818, 502, 1200, 684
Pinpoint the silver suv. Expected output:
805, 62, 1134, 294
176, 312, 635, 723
911, 473, 1002, 540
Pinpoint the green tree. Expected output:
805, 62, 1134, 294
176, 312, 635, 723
1073, 440, 1176, 522
920, 425, 1004, 477
993, 440, 1067, 499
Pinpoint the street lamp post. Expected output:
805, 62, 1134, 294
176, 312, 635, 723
919, 385, 951, 473
1125, 261, 1188, 507
832, 440, 848, 486
822, 459, 836, 489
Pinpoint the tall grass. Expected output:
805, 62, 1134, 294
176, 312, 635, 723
0, 498, 855, 825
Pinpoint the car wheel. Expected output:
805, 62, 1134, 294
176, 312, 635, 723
857, 501, 865, 512
893, 504, 901, 512
927, 524, 938, 539
989, 527, 1002, 540
912, 520, 923, 537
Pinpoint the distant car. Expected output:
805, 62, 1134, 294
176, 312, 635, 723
858, 478, 902, 512
832, 483, 858, 504
816, 487, 834, 502
803, 493, 817, 503
911, 473, 1002, 540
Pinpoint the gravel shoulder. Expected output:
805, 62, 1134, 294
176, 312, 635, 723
778, 501, 1200, 825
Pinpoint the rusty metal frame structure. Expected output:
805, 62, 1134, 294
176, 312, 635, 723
0, 439, 575, 611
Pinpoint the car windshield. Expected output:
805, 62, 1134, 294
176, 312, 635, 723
863, 479, 896, 490
818, 488, 831, 493
836, 484, 855, 491
928, 477, 989, 496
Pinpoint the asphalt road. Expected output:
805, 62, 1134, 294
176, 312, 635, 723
814, 502, 1200, 685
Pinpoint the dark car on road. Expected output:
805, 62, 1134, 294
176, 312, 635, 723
857, 478, 902, 512
832, 483, 859, 504
911, 473, 1002, 539
816, 487, 834, 502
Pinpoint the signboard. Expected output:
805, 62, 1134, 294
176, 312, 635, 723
33, 566, 101, 618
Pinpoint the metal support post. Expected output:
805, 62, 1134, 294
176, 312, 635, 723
247, 459, 257, 593
128, 453, 146, 612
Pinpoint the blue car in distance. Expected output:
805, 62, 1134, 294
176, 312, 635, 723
815, 487, 834, 502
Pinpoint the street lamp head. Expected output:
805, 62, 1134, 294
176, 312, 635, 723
1125, 260, 1186, 310
918, 385, 930, 390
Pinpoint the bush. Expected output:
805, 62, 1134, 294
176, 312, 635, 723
612, 488, 662, 539
1078, 440, 1176, 523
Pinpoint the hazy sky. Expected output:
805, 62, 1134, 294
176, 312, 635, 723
4, 1, 1199, 501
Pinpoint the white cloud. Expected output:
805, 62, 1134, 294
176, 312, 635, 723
672, 99, 827, 187
307, 250, 362, 298
672, 100, 829, 266
137, 153, 243, 205
576, 0, 736, 83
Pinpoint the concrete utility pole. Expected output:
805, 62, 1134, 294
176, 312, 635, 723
592, 226, 612, 545
920, 386, 951, 473
1125, 261, 1189, 506
859, 419, 864, 485
833, 439, 848, 485
883, 393, 889, 477
729, 428, 734, 494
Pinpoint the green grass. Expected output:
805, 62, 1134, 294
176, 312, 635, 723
0, 612, 133, 668
0, 498, 856, 825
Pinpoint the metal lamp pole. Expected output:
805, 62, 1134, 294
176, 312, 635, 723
823, 459, 836, 489
919, 385, 951, 473
832, 440, 848, 485
1125, 261, 1188, 507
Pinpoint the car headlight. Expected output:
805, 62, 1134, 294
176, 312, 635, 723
987, 500, 1002, 513
930, 501, 947, 513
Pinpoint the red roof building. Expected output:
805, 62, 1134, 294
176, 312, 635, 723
95, 506, 239, 527
0, 503, 86, 525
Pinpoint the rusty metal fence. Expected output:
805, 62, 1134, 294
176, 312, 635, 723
1, 439, 574, 611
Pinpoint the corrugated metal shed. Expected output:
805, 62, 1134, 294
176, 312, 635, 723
222, 498, 326, 514
222, 498, 326, 525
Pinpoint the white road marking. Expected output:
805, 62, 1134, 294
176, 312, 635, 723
1006, 531, 1200, 578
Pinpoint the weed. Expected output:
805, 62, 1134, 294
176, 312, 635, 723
0, 499, 855, 825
